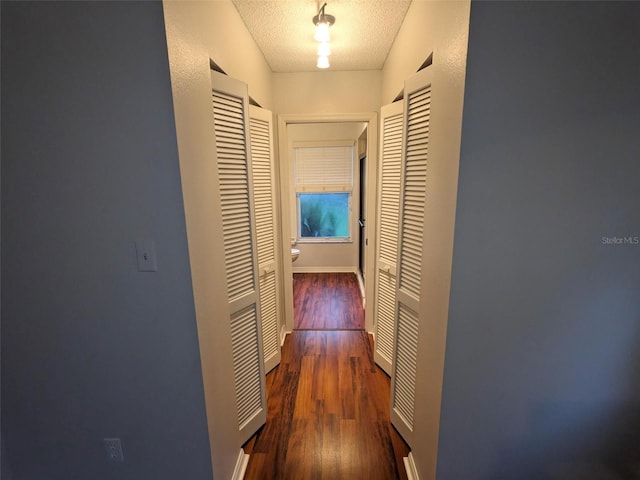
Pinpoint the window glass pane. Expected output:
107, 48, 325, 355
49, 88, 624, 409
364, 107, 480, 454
299, 193, 349, 238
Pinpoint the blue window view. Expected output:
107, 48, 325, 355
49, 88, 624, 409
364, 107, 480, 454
299, 193, 350, 239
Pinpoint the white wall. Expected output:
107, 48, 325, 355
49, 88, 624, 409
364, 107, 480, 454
438, 2, 640, 479
381, 0, 435, 105
273, 70, 382, 114
163, 0, 273, 109
1, 2, 213, 478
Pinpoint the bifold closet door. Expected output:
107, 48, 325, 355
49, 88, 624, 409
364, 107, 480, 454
249, 104, 281, 373
211, 70, 267, 444
390, 66, 433, 446
374, 100, 404, 376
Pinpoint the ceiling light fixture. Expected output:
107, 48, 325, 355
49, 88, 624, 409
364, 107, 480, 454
313, 3, 335, 69
313, 3, 335, 42
317, 55, 330, 69
317, 42, 331, 57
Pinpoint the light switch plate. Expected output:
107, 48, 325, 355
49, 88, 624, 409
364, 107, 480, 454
136, 240, 157, 272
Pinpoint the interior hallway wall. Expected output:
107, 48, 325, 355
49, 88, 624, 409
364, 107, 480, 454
1, 2, 213, 478
381, 0, 434, 105
438, 2, 640, 479
273, 70, 382, 114
164, 0, 273, 109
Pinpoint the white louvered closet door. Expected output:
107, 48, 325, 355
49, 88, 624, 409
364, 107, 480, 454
374, 101, 404, 376
211, 71, 267, 444
390, 66, 433, 446
249, 105, 281, 373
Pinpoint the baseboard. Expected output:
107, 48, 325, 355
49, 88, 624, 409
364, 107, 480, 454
404, 452, 419, 480
232, 449, 249, 480
280, 325, 290, 346
292, 266, 357, 274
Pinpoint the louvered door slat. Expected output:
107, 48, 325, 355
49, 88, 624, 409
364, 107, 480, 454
230, 304, 263, 429
392, 304, 419, 427
213, 92, 244, 111
397, 84, 430, 304
390, 67, 432, 446
379, 110, 404, 267
259, 270, 278, 363
375, 269, 397, 367
249, 105, 281, 373
374, 101, 404, 375
213, 90, 254, 296
211, 71, 266, 444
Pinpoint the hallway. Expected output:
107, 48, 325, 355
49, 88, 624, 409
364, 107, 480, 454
293, 273, 365, 330
243, 274, 409, 479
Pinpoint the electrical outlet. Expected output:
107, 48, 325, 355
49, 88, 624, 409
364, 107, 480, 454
104, 438, 124, 463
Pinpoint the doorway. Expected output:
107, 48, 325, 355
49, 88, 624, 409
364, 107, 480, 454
277, 113, 378, 334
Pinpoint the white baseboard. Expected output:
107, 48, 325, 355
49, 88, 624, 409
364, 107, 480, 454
404, 452, 419, 480
280, 326, 290, 346
292, 266, 357, 274
232, 449, 249, 480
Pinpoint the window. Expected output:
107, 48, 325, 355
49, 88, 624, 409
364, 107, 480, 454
299, 192, 350, 238
294, 143, 353, 242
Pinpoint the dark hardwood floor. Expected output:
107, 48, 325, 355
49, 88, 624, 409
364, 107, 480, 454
293, 273, 365, 330
243, 330, 410, 479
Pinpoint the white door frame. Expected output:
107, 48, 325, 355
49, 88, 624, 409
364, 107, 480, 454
277, 112, 379, 335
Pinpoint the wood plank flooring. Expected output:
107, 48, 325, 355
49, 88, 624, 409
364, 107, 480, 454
243, 330, 410, 479
294, 273, 365, 330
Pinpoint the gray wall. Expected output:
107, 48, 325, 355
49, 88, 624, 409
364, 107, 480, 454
1, 2, 213, 478
438, 2, 640, 479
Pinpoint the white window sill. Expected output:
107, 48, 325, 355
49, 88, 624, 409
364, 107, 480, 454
296, 238, 352, 244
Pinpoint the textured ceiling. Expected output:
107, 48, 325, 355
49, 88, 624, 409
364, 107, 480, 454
231, 0, 412, 73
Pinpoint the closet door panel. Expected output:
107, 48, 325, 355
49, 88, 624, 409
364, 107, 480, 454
374, 100, 404, 375
211, 71, 267, 443
390, 67, 432, 446
249, 104, 281, 373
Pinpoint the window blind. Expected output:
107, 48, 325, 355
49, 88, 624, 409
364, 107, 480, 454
294, 146, 353, 192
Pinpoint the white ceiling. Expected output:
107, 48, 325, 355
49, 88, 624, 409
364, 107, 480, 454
231, 0, 412, 73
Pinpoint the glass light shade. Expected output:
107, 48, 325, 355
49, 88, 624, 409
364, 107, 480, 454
317, 55, 330, 69
314, 22, 330, 42
317, 42, 331, 56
